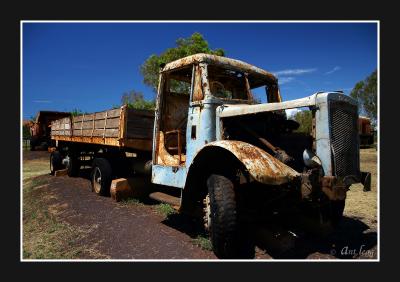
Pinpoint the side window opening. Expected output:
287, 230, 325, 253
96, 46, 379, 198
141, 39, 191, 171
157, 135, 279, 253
157, 66, 193, 166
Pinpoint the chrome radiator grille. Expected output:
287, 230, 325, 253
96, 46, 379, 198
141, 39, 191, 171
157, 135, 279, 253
329, 100, 360, 177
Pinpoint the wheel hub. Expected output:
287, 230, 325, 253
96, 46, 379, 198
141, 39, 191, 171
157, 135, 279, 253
93, 167, 102, 193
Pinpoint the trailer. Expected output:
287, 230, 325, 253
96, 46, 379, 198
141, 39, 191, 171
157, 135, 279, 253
49, 53, 371, 259
50, 106, 154, 195
51, 106, 153, 151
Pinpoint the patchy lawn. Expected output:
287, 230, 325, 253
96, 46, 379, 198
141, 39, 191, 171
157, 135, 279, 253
345, 147, 378, 230
23, 152, 108, 259
22, 151, 49, 180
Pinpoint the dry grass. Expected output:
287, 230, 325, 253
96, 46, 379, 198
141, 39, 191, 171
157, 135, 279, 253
120, 197, 144, 207
23, 159, 49, 180
192, 235, 213, 251
345, 147, 378, 229
23, 157, 108, 260
155, 203, 177, 217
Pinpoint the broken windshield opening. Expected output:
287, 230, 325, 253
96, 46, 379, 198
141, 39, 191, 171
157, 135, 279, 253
207, 65, 251, 101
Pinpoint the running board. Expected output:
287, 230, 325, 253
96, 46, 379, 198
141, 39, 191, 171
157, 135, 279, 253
149, 192, 181, 209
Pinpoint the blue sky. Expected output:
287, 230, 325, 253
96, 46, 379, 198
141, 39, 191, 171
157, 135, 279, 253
23, 22, 377, 119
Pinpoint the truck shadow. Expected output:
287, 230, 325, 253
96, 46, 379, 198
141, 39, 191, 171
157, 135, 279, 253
161, 213, 377, 259
252, 216, 377, 259
76, 168, 377, 259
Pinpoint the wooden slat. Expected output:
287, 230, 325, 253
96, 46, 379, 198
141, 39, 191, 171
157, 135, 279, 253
72, 115, 83, 122
92, 128, 119, 137
51, 106, 154, 148
126, 126, 153, 139
77, 121, 94, 129
126, 108, 154, 118
93, 118, 119, 129
83, 114, 95, 121
126, 116, 154, 129
52, 135, 153, 151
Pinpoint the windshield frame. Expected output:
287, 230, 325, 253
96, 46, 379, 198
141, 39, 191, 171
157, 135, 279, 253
203, 63, 256, 102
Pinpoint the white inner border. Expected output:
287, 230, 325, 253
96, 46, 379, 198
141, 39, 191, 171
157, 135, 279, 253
20, 20, 380, 262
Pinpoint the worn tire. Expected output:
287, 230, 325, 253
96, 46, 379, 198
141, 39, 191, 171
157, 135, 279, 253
206, 174, 243, 259
90, 158, 112, 196
50, 151, 62, 175
66, 155, 80, 177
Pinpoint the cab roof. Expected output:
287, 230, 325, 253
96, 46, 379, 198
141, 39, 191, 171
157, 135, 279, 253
162, 53, 278, 87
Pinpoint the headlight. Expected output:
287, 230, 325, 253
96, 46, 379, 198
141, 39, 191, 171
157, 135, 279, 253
303, 149, 322, 168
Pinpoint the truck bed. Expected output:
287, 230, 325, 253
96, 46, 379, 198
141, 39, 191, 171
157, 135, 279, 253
51, 106, 154, 151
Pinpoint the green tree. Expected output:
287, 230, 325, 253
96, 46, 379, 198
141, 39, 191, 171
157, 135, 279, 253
121, 90, 156, 110
23, 122, 31, 139
293, 110, 312, 134
140, 32, 225, 92
70, 108, 87, 117
350, 70, 377, 124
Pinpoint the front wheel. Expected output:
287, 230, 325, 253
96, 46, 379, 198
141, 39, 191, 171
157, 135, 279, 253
90, 158, 112, 196
206, 174, 253, 259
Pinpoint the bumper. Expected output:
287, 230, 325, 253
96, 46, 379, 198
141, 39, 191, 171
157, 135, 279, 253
320, 172, 372, 201
301, 171, 372, 201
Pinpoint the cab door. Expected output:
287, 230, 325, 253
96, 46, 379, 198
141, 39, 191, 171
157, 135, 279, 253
151, 65, 194, 188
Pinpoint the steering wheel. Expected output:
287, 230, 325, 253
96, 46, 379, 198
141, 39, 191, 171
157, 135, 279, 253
211, 81, 225, 92
211, 81, 229, 98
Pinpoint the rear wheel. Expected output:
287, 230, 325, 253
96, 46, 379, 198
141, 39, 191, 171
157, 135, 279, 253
50, 151, 62, 175
91, 158, 112, 196
206, 174, 253, 259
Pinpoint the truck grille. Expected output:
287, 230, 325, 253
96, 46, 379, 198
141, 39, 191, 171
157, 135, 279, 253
329, 100, 359, 177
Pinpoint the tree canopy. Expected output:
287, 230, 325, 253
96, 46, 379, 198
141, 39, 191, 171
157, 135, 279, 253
350, 70, 377, 124
140, 32, 225, 92
121, 90, 155, 110
293, 110, 312, 134
23, 122, 32, 139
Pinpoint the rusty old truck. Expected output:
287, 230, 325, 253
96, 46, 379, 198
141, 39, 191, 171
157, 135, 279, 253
49, 54, 371, 258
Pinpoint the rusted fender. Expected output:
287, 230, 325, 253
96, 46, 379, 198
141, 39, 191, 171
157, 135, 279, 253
203, 140, 300, 185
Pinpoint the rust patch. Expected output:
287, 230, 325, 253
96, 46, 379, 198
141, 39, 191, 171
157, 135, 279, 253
193, 65, 204, 101
161, 53, 277, 84
157, 131, 185, 166
204, 140, 300, 185
321, 176, 348, 201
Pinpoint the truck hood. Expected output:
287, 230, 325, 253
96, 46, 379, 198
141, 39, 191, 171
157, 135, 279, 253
216, 94, 318, 118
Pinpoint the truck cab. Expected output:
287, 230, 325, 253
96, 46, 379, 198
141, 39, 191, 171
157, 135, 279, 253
151, 54, 370, 258
152, 54, 282, 187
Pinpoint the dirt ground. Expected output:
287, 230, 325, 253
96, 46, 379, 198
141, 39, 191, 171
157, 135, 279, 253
22, 148, 378, 260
